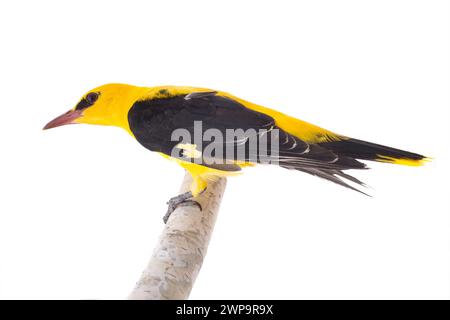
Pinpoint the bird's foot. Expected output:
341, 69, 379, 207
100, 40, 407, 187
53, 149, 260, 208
163, 191, 202, 224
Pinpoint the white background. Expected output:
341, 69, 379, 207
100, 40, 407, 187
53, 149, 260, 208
0, 0, 449, 299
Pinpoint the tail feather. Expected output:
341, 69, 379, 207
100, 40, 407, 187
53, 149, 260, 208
277, 129, 427, 196
319, 137, 428, 166
330, 169, 368, 188
295, 167, 370, 196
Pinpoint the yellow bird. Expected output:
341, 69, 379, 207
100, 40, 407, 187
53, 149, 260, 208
44, 84, 428, 222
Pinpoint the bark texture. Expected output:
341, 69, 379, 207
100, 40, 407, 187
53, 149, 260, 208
128, 173, 226, 300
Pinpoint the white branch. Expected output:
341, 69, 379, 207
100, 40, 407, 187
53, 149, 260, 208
128, 173, 227, 300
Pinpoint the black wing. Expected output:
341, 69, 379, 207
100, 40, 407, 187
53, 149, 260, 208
128, 92, 284, 163
128, 91, 368, 192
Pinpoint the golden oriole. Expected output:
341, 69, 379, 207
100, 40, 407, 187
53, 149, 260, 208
44, 84, 428, 222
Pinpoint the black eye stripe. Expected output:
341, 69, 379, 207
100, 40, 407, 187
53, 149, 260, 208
75, 92, 100, 110
75, 99, 91, 110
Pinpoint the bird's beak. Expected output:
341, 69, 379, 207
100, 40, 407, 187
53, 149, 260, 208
43, 109, 83, 130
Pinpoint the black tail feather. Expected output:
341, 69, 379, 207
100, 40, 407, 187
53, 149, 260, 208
296, 167, 370, 196
319, 137, 426, 163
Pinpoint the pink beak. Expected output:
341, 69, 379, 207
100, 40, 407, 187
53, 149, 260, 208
43, 109, 83, 130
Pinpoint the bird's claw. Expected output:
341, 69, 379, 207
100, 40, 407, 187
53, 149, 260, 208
163, 192, 203, 224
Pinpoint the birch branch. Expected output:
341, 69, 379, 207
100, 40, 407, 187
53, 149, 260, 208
128, 173, 227, 300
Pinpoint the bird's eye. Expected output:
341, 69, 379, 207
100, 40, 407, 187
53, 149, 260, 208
86, 92, 99, 104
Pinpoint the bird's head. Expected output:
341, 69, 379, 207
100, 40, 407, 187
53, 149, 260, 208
43, 83, 148, 133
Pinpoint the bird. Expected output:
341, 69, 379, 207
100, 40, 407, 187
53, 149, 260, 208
44, 83, 428, 222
